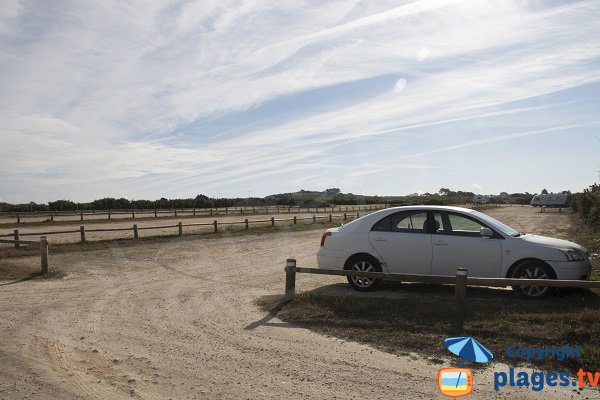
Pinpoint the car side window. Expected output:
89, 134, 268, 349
371, 211, 429, 233
392, 212, 428, 233
445, 213, 486, 237
371, 215, 392, 231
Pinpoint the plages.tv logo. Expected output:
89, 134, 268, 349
438, 336, 493, 397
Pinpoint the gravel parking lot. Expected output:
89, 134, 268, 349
0, 206, 586, 399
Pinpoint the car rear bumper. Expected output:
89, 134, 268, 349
547, 260, 592, 280
316, 248, 348, 270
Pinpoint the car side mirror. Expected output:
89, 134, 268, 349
480, 227, 494, 238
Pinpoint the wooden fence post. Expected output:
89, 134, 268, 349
13, 229, 20, 248
175, 209, 178, 217
245, 218, 249, 230
356, 212, 360, 218
455, 268, 468, 317
240, 208, 244, 214
133, 224, 139, 239
344, 213, 347, 220
210, 209, 213, 216
225, 207, 228, 215
293, 216, 297, 225
252, 206, 255, 213
80, 211, 84, 221
40, 236, 48, 274
155, 208, 158, 218
329, 213, 332, 222
80, 226, 86, 243
50, 212, 54, 222
178, 222, 183, 236
312, 215, 316, 224
17, 213, 20, 224
271, 217, 275, 227
132, 210, 135, 219
193, 208, 196, 216
108, 209, 112, 220
285, 259, 296, 300
213, 220, 218, 233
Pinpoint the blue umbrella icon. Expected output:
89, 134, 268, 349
444, 336, 493, 363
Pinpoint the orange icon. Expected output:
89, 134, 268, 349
438, 367, 473, 397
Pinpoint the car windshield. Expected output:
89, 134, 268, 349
470, 210, 520, 237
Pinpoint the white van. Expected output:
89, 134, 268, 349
473, 195, 488, 204
530, 193, 568, 207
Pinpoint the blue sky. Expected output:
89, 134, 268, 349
1, 0, 599, 203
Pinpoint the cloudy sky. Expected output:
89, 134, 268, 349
1, 0, 599, 203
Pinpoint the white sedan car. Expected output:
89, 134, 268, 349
317, 206, 591, 299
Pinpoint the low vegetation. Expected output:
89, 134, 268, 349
570, 183, 600, 229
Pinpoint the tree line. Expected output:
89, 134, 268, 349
0, 187, 536, 213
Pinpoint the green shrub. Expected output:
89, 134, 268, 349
571, 184, 600, 228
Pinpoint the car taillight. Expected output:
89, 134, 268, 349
320, 231, 332, 246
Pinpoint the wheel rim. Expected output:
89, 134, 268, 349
518, 266, 549, 297
350, 260, 375, 288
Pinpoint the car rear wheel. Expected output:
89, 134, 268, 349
345, 255, 382, 292
511, 261, 556, 299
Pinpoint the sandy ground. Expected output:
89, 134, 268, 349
0, 206, 591, 399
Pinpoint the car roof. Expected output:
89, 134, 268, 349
341, 205, 477, 231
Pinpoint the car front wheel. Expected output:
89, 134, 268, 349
345, 255, 382, 292
511, 261, 556, 299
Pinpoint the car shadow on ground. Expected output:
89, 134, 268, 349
309, 281, 518, 301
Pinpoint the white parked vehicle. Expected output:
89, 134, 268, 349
317, 206, 591, 299
473, 195, 488, 204
530, 193, 568, 207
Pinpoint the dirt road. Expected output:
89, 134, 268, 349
0, 206, 586, 399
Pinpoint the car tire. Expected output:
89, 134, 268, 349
511, 260, 556, 299
345, 255, 382, 292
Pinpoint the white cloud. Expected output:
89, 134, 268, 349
1, 0, 599, 201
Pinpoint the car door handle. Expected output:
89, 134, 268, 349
435, 241, 448, 246
373, 237, 387, 242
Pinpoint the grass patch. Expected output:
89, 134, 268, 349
261, 288, 600, 373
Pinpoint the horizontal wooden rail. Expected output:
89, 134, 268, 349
85, 227, 133, 232
290, 266, 600, 289
0, 238, 41, 245
19, 229, 80, 236
293, 267, 455, 284
137, 225, 179, 230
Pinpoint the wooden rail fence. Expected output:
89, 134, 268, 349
283, 260, 600, 313
0, 205, 385, 224
0, 236, 48, 274
0, 212, 367, 244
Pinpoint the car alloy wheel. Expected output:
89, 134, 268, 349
345, 255, 382, 292
512, 261, 555, 299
